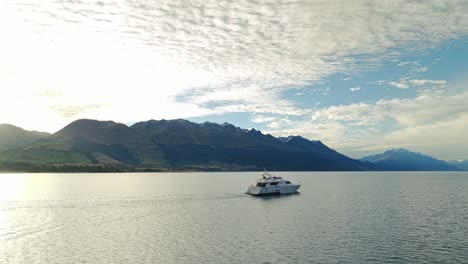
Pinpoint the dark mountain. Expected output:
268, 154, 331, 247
131, 120, 364, 171
0, 124, 49, 151
448, 160, 468, 171
360, 148, 460, 171
278, 136, 371, 170
131, 119, 278, 146
31, 119, 168, 165
52, 119, 138, 145
4, 120, 462, 172
1, 119, 367, 171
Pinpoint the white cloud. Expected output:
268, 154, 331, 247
251, 115, 277, 124
409, 79, 446, 86
389, 81, 410, 89
398, 61, 412, 66
397, 60, 423, 68
265, 89, 468, 160
386, 79, 446, 90
251, 114, 294, 129
350, 86, 362, 92
1, 0, 468, 132
369, 80, 386, 85
416, 66, 429, 72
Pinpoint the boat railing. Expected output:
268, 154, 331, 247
262, 171, 272, 179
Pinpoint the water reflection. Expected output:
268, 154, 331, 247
248, 192, 301, 200
0, 172, 467, 263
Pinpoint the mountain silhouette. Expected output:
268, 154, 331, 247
1, 119, 366, 171
361, 148, 460, 171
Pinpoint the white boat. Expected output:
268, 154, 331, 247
246, 171, 301, 196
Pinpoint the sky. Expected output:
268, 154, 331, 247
1, 0, 467, 160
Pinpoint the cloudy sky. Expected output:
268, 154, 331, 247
1, 0, 467, 160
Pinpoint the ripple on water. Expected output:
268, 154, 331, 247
0, 172, 467, 263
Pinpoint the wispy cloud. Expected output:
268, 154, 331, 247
409, 79, 446, 86
368, 80, 386, 85
251, 115, 294, 129
388, 81, 410, 89
50, 105, 101, 119
265, 88, 468, 160
416, 67, 429, 72
1, 0, 468, 151
386, 79, 446, 90
398, 61, 412, 66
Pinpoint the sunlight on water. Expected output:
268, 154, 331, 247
0, 174, 27, 201
0, 172, 467, 263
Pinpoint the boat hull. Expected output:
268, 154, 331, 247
246, 185, 300, 196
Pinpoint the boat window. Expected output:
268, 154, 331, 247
285, 181, 291, 184
256, 183, 266, 187
270, 182, 278, 186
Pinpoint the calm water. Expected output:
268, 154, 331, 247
0, 172, 467, 263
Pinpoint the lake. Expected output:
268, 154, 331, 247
1, 172, 467, 263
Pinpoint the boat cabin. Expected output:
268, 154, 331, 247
254, 173, 293, 187
246, 171, 301, 195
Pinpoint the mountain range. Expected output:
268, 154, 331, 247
360, 148, 461, 171
448, 160, 468, 171
0, 124, 50, 151
0, 119, 368, 171
0, 119, 465, 172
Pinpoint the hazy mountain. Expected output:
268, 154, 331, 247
1, 119, 367, 171
0, 124, 49, 151
360, 148, 460, 171
448, 160, 468, 171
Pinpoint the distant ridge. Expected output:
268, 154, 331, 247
0, 120, 463, 172
360, 148, 460, 171
448, 160, 468, 171
0, 118, 366, 172
0, 124, 50, 151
